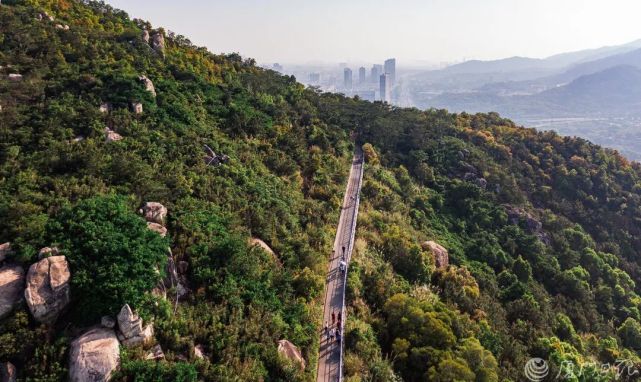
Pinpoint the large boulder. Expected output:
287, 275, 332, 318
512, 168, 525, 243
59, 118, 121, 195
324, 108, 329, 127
139, 202, 166, 225
69, 327, 120, 382
193, 344, 205, 359
138, 75, 156, 97
150, 32, 165, 55
0, 242, 12, 262
277, 340, 305, 370
105, 128, 123, 142
145, 344, 164, 361
249, 237, 274, 255
117, 304, 153, 347
147, 222, 167, 237
24, 256, 70, 324
131, 102, 143, 114
421, 241, 449, 269
504, 205, 549, 244
0, 265, 25, 319
505, 205, 542, 233
99, 102, 111, 113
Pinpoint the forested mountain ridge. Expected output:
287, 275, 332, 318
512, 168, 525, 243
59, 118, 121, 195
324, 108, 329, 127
2, 1, 641, 382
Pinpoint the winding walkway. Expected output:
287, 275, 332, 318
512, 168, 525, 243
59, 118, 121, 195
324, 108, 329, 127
316, 148, 364, 382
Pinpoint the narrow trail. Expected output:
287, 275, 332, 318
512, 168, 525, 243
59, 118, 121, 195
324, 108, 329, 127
316, 147, 364, 382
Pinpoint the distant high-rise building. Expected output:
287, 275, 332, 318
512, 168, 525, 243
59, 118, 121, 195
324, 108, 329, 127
371, 64, 382, 83
358, 67, 366, 84
384, 58, 396, 85
272, 63, 283, 72
379, 73, 391, 103
344, 68, 353, 90
308, 72, 320, 84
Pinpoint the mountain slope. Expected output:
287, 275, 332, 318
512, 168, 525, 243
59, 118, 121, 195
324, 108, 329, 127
3, 1, 641, 382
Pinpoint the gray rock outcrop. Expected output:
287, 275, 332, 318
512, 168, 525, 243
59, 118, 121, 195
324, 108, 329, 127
150, 32, 165, 55
0, 242, 12, 262
277, 339, 305, 370
24, 256, 70, 324
138, 75, 156, 97
131, 102, 143, 114
504, 205, 549, 244
139, 202, 167, 225
147, 222, 167, 237
146, 344, 165, 360
421, 241, 449, 268
249, 238, 274, 255
0, 265, 25, 319
69, 328, 120, 382
99, 102, 111, 113
117, 304, 153, 347
105, 128, 123, 142
0, 362, 17, 382
193, 344, 205, 359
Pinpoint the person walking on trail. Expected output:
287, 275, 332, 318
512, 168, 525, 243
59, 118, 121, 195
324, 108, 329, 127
324, 321, 329, 340
337, 311, 342, 324
329, 328, 335, 342
331, 311, 336, 325
339, 260, 347, 274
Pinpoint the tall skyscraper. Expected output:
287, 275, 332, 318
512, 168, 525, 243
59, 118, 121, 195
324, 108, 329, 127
379, 73, 391, 103
358, 67, 366, 84
308, 72, 320, 84
384, 58, 396, 85
371, 64, 382, 83
344, 68, 353, 90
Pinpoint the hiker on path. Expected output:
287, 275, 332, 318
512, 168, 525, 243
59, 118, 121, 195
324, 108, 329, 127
331, 311, 336, 325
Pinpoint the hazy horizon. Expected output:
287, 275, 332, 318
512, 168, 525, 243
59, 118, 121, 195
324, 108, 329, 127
105, 0, 641, 66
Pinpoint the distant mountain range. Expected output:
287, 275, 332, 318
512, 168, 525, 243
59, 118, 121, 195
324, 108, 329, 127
440, 39, 641, 76
429, 65, 641, 117
410, 39, 641, 118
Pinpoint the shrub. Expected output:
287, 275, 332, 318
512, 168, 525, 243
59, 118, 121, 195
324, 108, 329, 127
47, 195, 168, 323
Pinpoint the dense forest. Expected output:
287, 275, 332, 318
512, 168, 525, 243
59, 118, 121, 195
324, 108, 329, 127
2, 1, 641, 381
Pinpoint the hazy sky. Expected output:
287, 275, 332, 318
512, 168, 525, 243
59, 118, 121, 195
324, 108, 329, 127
107, 0, 641, 66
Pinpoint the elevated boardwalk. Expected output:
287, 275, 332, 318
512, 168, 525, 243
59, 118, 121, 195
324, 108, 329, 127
316, 148, 364, 382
